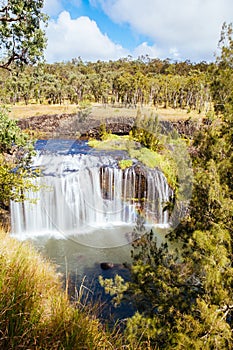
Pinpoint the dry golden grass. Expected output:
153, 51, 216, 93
0, 228, 115, 349
90, 103, 204, 121
8, 103, 78, 119
8, 102, 205, 121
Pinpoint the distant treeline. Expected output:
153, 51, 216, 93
0, 57, 214, 112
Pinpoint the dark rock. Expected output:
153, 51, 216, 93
100, 262, 115, 270
100, 262, 129, 270
17, 112, 205, 140
17, 114, 135, 139
0, 209, 11, 231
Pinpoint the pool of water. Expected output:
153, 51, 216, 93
25, 224, 166, 325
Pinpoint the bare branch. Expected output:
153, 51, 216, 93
0, 5, 8, 13
0, 16, 23, 22
0, 51, 26, 71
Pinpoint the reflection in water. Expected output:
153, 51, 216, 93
27, 225, 166, 325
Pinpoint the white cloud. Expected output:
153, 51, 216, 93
133, 42, 161, 59
169, 48, 181, 60
45, 11, 128, 62
43, 0, 63, 17
96, 0, 233, 61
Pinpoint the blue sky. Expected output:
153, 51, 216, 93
43, 0, 233, 63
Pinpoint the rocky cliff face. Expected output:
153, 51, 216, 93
17, 114, 135, 138
17, 113, 203, 139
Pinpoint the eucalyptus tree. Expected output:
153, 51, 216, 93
210, 22, 233, 195
0, 0, 47, 215
211, 22, 233, 117
0, 0, 47, 70
132, 71, 149, 105
0, 108, 38, 212
69, 71, 92, 103
112, 72, 133, 105
88, 73, 105, 103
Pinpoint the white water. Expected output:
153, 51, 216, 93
11, 152, 172, 241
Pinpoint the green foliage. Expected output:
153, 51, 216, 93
0, 107, 31, 152
129, 111, 193, 195
0, 53, 211, 111
88, 133, 133, 150
0, 108, 38, 209
118, 159, 133, 170
101, 223, 233, 348
209, 22, 233, 197
99, 275, 129, 307
129, 147, 178, 188
99, 122, 110, 140
131, 111, 162, 151
89, 114, 184, 190
211, 23, 233, 115
77, 100, 92, 122
99, 26, 233, 346
0, 0, 48, 70
89, 131, 179, 189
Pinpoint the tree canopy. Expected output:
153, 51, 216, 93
0, 57, 212, 113
0, 1, 47, 212
0, 108, 38, 211
0, 0, 47, 70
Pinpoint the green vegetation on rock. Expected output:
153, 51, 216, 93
118, 159, 133, 170
128, 147, 177, 188
88, 112, 180, 190
89, 134, 135, 150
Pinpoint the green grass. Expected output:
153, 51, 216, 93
0, 228, 114, 349
88, 134, 134, 150
128, 147, 177, 188
118, 159, 133, 170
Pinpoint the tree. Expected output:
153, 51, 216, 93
100, 24, 233, 349
0, 1, 46, 215
0, 108, 38, 211
211, 23, 233, 115
101, 184, 233, 349
0, 0, 47, 70
209, 22, 233, 195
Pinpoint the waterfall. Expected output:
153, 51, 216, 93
11, 149, 172, 238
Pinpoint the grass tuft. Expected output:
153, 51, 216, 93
0, 228, 114, 349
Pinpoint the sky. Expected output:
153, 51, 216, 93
43, 0, 233, 64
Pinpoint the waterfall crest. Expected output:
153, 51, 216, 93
11, 150, 172, 238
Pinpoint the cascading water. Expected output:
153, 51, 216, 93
10, 139, 175, 322
11, 140, 172, 240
